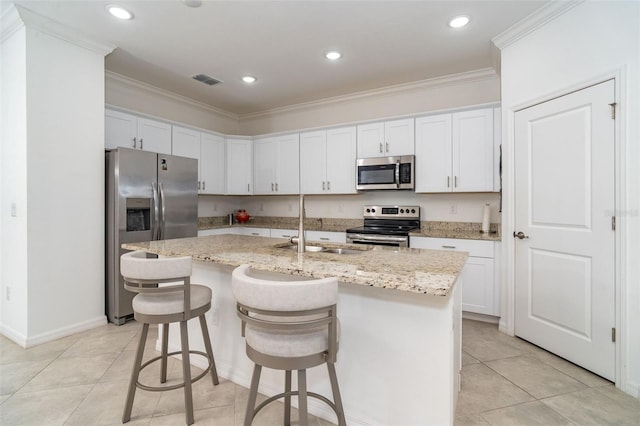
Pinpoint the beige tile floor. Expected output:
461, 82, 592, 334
0, 319, 638, 425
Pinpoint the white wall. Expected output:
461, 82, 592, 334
106, 72, 240, 135
239, 70, 500, 135
199, 192, 501, 224
0, 22, 28, 339
499, 0, 640, 396
1, 7, 109, 346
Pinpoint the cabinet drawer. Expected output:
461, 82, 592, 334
410, 237, 494, 258
305, 231, 346, 244
270, 229, 297, 239
242, 227, 271, 237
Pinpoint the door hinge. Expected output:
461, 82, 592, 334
612, 327, 616, 343
609, 102, 617, 119
612, 216, 616, 231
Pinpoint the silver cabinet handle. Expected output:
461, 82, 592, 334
442, 245, 456, 249
247, 183, 250, 193
202, 181, 205, 191
320, 237, 330, 241
250, 232, 259, 236
198, 181, 201, 190
386, 142, 389, 152
454, 176, 458, 187
133, 137, 137, 149
327, 181, 330, 190
140, 138, 143, 149
271, 183, 274, 191
447, 176, 450, 188
379, 143, 383, 153
275, 182, 278, 191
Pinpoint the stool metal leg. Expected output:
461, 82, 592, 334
244, 364, 262, 426
123, 323, 149, 423
160, 323, 169, 383
327, 362, 346, 426
297, 369, 308, 426
198, 314, 219, 386
180, 320, 194, 426
284, 370, 292, 426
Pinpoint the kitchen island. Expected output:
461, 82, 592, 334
123, 234, 468, 425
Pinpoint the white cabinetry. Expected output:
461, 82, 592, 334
411, 237, 499, 316
105, 109, 172, 155
226, 138, 253, 195
198, 228, 233, 237
270, 229, 297, 239
172, 126, 225, 195
300, 126, 357, 194
415, 108, 495, 193
357, 118, 414, 158
253, 134, 300, 195
305, 231, 346, 244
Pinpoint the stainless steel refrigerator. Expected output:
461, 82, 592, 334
106, 148, 198, 324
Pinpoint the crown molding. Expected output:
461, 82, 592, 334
106, 71, 239, 120
492, 0, 584, 50
3, 4, 115, 55
1, 4, 24, 43
239, 68, 498, 120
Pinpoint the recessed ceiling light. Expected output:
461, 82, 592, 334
448, 15, 470, 28
106, 5, 133, 20
242, 76, 257, 83
325, 51, 342, 60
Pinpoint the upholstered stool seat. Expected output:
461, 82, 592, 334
232, 264, 346, 426
120, 250, 219, 425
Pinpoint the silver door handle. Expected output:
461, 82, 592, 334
140, 138, 143, 149
133, 137, 137, 149
275, 182, 278, 191
327, 181, 330, 190
513, 231, 529, 239
159, 182, 166, 240
271, 183, 274, 191
322, 181, 326, 190
152, 182, 160, 240
379, 143, 383, 153
202, 181, 205, 191
386, 142, 389, 152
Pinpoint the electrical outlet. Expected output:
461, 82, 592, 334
449, 204, 457, 214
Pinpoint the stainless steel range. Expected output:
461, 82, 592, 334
346, 205, 420, 247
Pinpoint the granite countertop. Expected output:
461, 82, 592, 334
122, 234, 468, 297
410, 228, 501, 241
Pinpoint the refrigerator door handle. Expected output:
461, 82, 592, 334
152, 182, 160, 240
159, 182, 166, 240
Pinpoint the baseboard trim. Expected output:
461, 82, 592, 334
24, 316, 107, 348
0, 323, 28, 347
462, 311, 500, 324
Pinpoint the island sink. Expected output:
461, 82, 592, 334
278, 243, 366, 255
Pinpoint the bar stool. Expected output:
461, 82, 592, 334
120, 250, 219, 425
231, 264, 346, 426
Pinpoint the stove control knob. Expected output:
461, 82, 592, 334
411, 209, 416, 214
371, 208, 376, 213
366, 208, 371, 213
400, 209, 405, 213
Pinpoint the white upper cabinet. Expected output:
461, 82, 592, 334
253, 134, 300, 195
357, 118, 414, 158
200, 133, 225, 195
415, 107, 495, 193
172, 126, 225, 194
226, 138, 253, 195
300, 126, 357, 194
106, 109, 171, 155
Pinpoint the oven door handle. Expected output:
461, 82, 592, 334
348, 234, 408, 243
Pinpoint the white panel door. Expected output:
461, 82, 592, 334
385, 118, 414, 156
357, 122, 385, 158
325, 126, 357, 194
514, 80, 615, 380
171, 126, 201, 160
200, 133, 225, 194
137, 117, 172, 155
253, 137, 276, 194
274, 133, 300, 194
105, 109, 137, 150
226, 138, 253, 195
415, 114, 452, 192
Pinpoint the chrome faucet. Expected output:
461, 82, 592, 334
289, 194, 305, 253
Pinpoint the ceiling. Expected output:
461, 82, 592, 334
7, 1, 548, 116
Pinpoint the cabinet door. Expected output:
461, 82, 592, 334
171, 126, 201, 160
357, 122, 385, 158
415, 114, 452, 192
300, 131, 327, 194
226, 138, 253, 195
137, 117, 172, 155
200, 133, 225, 194
305, 230, 346, 243
253, 137, 277, 194
385, 118, 414, 156
461, 257, 496, 315
105, 109, 137, 150
270, 229, 297, 239
275, 134, 300, 194
241, 227, 271, 237
452, 108, 494, 192
326, 126, 357, 194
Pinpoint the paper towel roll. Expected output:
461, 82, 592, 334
482, 203, 491, 233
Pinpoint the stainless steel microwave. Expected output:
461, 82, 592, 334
356, 155, 415, 190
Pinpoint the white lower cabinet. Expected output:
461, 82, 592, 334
239, 227, 271, 237
198, 228, 233, 237
270, 229, 297, 239
411, 237, 499, 316
305, 231, 346, 244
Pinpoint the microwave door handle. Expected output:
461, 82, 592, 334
395, 160, 401, 188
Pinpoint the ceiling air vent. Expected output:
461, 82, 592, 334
192, 74, 222, 86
